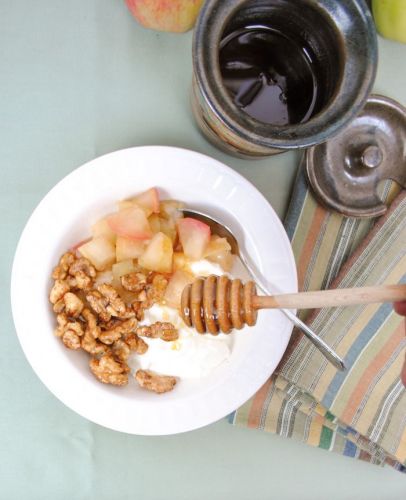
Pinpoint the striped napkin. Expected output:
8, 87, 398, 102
231, 168, 406, 472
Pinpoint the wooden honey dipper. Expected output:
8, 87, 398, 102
180, 275, 406, 335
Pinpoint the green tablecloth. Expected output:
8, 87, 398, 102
1, 1, 405, 498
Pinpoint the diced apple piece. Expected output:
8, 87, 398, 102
112, 259, 137, 287
138, 232, 173, 273
78, 236, 116, 271
164, 270, 194, 309
70, 237, 91, 251
204, 235, 234, 271
177, 218, 211, 260
94, 270, 114, 287
118, 199, 135, 211
207, 250, 235, 272
92, 217, 116, 243
204, 235, 231, 257
133, 187, 160, 214
107, 206, 152, 240
173, 252, 190, 271
159, 217, 177, 244
159, 200, 184, 221
148, 213, 161, 234
116, 236, 146, 262
117, 199, 152, 217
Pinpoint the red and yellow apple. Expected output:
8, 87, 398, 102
125, 0, 204, 33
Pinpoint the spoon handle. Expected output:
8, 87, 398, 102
253, 284, 406, 310
281, 309, 346, 371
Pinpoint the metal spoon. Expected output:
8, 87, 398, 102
181, 208, 346, 371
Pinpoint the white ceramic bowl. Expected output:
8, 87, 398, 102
11, 146, 297, 435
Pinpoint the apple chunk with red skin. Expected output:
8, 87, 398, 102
133, 187, 160, 214
177, 217, 211, 260
125, 0, 204, 33
118, 188, 160, 216
107, 205, 152, 240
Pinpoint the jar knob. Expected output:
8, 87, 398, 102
361, 145, 383, 169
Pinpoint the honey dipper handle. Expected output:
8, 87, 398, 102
252, 284, 406, 311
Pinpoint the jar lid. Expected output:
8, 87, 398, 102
305, 95, 406, 217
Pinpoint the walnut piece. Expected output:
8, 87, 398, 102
67, 271, 93, 291
112, 339, 131, 363
63, 292, 84, 318
52, 252, 76, 280
98, 283, 127, 315
135, 369, 177, 394
136, 322, 178, 342
49, 280, 70, 304
62, 329, 82, 350
86, 289, 111, 322
130, 273, 169, 320
124, 333, 148, 354
81, 331, 110, 356
53, 299, 66, 313
81, 308, 100, 339
121, 272, 147, 292
69, 257, 96, 279
55, 316, 84, 350
89, 355, 128, 386
87, 284, 135, 322
147, 274, 168, 302
99, 318, 137, 345
80, 308, 111, 355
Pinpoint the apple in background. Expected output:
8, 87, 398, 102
372, 0, 406, 43
125, 0, 204, 33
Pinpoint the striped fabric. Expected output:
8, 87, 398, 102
232, 170, 406, 471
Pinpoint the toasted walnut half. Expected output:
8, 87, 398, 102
89, 355, 128, 386
136, 322, 178, 342
49, 280, 70, 305
86, 289, 110, 322
135, 369, 177, 394
112, 339, 131, 363
124, 333, 148, 354
54, 315, 84, 350
99, 318, 137, 345
53, 299, 66, 314
147, 274, 168, 303
63, 292, 84, 318
87, 284, 135, 322
69, 257, 96, 279
52, 252, 76, 280
130, 274, 169, 321
68, 257, 96, 291
121, 272, 147, 292
81, 308, 100, 339
81, 331, 110, 356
